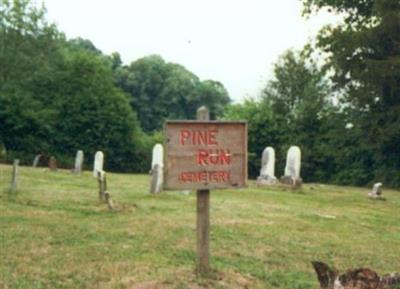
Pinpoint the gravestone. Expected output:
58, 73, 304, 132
93, 151, 104, 178
74, 150, 84, 174
368, 182, 383, 199
150, 144, 163, 194
256, 146, 277, 186
32, 154, 42, 167
97, 170, 106, 201
49, 156, 57, 171
280, 146, 302, 187
10, 159, 19, 193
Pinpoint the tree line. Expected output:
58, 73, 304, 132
226, 0, 400, 187
1, 0, 399, 187
0, 0, 229, 172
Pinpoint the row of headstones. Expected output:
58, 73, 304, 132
257, 145, 303, 187
33, 154, 58, 171
33, 150, 104, 177
147, 144, 303, 193
32, 150, 114, 207
10, 145, 385, 200
255, 145, 385, 198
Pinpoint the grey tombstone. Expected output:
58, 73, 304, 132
368, 182, 383, 199
149, 144, 163, 194
97, 170, 106, 201
93, 151, 104, 178
10, 159, 19, 193
49, 156, 57, 171
280, 146, 302, 187
32, 154, 42, 167
197, 105, 209, 120
257, 146, 277, 186
74, 150, 84, 174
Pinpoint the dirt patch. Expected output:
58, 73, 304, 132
123, 269, 259, 289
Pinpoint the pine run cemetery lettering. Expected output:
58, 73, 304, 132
164, 121, 247, 190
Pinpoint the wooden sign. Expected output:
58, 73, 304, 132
164, 121, 247, 190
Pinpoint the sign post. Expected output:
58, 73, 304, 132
196, 106, 211, 274
164, 106, 247, 275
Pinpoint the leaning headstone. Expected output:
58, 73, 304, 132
93, 151, 104, 178
73, 150, 84, 174
368, 182, 383, 199
49, 156, 57, 171
32, 154, 42, 167
149, 144, 163, 194
257, 146, 277, 186
280, 146, 302, 187
10, 159, 19, 193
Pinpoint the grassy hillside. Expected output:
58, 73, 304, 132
0, 164, 399, 289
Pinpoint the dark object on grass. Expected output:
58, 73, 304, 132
104, 192, 114, 210
312, 261, 400, 289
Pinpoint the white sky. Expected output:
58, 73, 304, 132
41, 0, 340, 102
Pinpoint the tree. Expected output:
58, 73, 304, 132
116, 55, 231, 132
195, 80, 230, 120
302, 0, 400, 186
116, 55, 171, 132
224, 99, 278, 178
0, 0, 62, 157
0, 1, 149, 171
0, 0, 61, 90
261, 50, 333, 182
68, 37, 102, 55
36, 48, 147, 171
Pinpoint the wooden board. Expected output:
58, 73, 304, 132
164, 121, 247, 190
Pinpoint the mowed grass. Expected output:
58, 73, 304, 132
0, 164, 399, 289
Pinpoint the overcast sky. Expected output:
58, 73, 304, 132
42, 0, 340, 102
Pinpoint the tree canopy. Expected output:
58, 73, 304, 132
0, 0, 230, 172
116, 55, 231, 132
302, 0, 400, 186
1, 0, 398, 186
0, 0, 148, 171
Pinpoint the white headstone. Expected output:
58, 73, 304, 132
368, 182, 383, 199
74, 150, 84, 174
93, 151, 104, 178
150, 144, 163, 194
284, 146, 301, 178
257, 146, 277, 185
32, 154, 41, 167
281, 146, 302, 187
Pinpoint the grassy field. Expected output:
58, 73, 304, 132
0, 164, 399, 289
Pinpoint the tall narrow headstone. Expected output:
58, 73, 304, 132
74, 150, 84, 174
281, 146, 302, 187
149, 144, 163, 194
10, 159, 19, 193
32, 154, 42, 167
49, 156, 57, 171
93, 151, 104, 178
257, 146, 277, 186
97, 170, 106, 201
